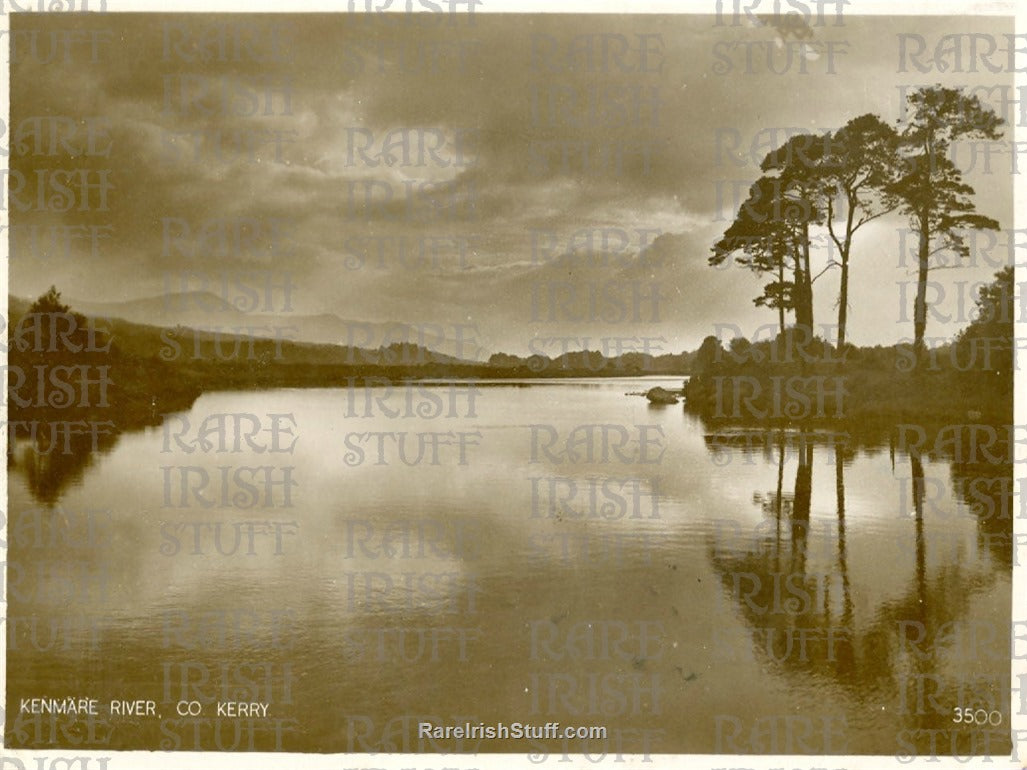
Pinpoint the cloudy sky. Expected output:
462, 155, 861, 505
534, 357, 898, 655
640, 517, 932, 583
8, 12, 1015, 355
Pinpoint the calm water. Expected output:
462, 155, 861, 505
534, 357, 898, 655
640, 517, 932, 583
5, 378, 1012, 756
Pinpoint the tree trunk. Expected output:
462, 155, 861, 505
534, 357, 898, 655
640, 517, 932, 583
777, 261, 786, 338
913, 212, 930, 368
793, 260, 810, 328
801, 221, 814, 333
837, 193, 856, 351
838, 253, 849, 350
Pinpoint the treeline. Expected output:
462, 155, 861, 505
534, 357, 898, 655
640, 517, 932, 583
685, 266, 1014, 426
6, 288, 696, 438
688, 85, 1013, 426
710, 85, 1004, 358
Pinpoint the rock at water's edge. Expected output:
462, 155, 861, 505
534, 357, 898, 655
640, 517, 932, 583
645, 386, 679, 405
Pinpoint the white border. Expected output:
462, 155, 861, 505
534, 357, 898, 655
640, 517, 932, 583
0, 1, 1022, 768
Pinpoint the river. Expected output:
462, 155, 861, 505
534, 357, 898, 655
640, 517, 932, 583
5, 378, 1012, 756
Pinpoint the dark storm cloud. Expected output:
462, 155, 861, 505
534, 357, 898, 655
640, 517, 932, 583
7, 12, 1015, 352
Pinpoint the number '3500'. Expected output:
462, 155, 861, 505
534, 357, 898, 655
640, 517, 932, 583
952, 708, 1003, 726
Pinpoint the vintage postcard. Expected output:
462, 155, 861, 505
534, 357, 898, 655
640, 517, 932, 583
1, 1, 1023, 768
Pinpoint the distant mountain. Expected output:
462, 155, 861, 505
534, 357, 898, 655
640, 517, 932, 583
8, 294, 470, 369
67, 292, 491, 362
9, 292, 694, 379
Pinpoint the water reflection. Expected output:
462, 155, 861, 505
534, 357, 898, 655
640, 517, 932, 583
11, 429, 121, 506
5, 383, 1014, 755
708, 429, 1010, 755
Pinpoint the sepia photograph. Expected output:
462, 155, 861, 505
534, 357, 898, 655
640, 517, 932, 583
1, 1, 1022, 766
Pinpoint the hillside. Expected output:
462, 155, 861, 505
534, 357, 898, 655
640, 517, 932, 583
6, 292, 696, 442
